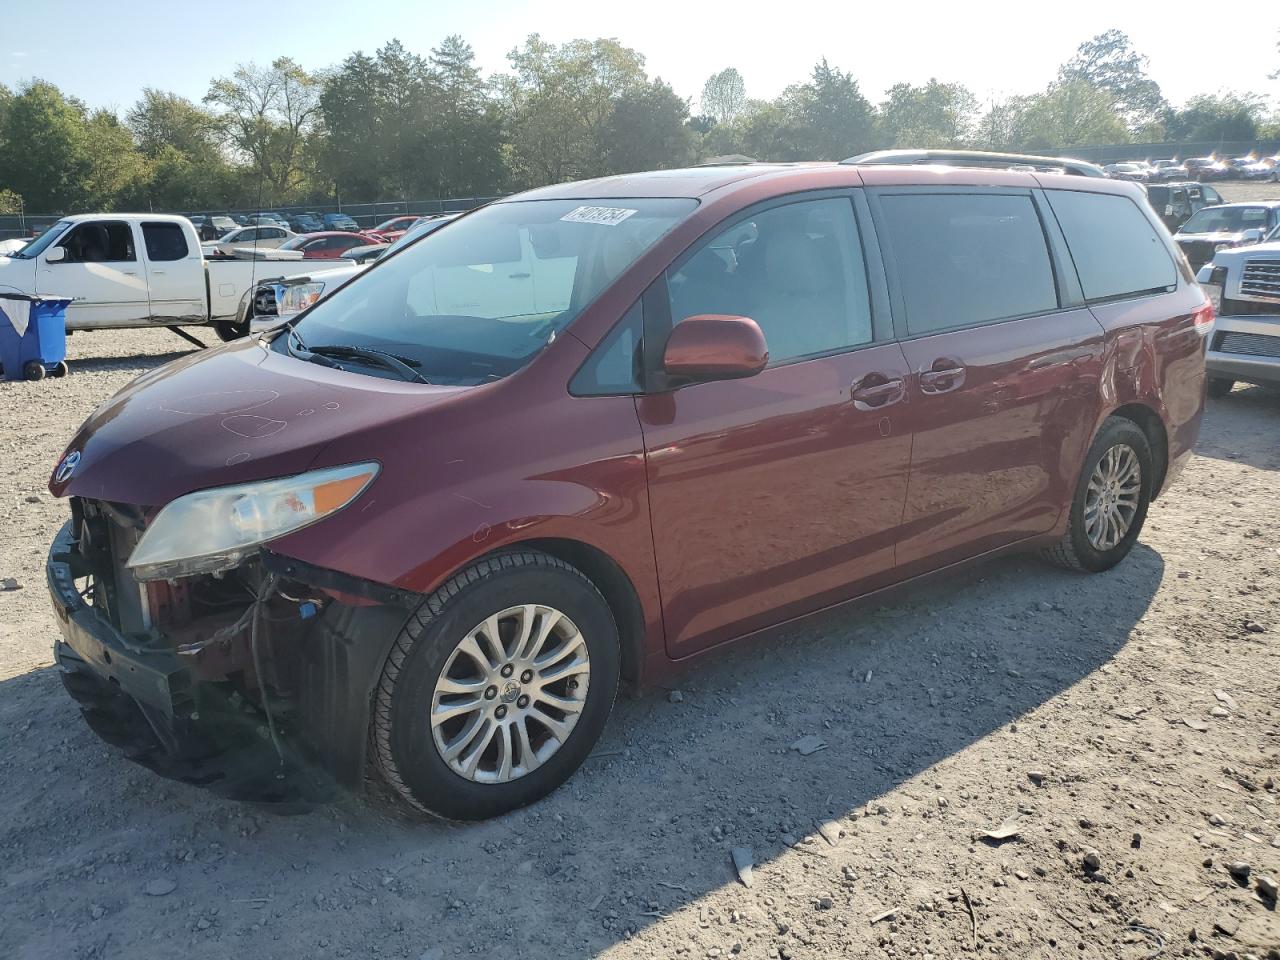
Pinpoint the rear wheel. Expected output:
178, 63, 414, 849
372, 550, 620, 821
1044, 417, 1153, 573
1207, 377, 1234, 398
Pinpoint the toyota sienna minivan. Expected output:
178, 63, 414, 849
46, 154, 1210, 820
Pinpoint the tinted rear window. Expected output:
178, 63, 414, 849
878, 192, 1058, 335
1047, 191, 1176, 302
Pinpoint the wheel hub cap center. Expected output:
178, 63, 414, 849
500, 680, 521, 703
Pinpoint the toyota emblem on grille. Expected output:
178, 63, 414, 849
54, 450, 81, 484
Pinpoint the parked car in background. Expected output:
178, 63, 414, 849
1173, 202, 1280, 269
1197, 222, 1280, 396
197, 215, 239, 240
1149, 159, 1188, 181
1144, 181, 1224, 232
340, 243, 390, 264
1184, 157, 1230, 181
322, 212, 361, 232
45, 158, 1207, 820
1238, 158, 1277, 181
274, 230, 369, 259
0, 213, 325, 340
1103, 162, 1149, 182
287, 212, 325, 233
201, 224, 295, 257
364, 215, 420, 243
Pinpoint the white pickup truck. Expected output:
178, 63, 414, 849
1197, 229, 1280, 396
0, 213, 349, 341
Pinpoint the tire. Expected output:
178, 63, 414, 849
23, 361, 45, 381
1207, 377, 1234, 398
1043, 417, 1153, 574
372, 550, 620, 821
214, 317, 248, 342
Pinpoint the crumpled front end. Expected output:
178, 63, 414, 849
48, 497, 413, 803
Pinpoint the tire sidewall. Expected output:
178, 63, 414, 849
1067, 420, 1153, 573
383, 563, 619, 821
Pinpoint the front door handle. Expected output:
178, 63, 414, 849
918, 358, 966, 394
851, 376, 906, 411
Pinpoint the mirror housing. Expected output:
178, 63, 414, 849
1240, 228, 1264, 245
45, 246, 66, 263
662, 314, 768, 383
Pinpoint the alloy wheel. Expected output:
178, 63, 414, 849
1083, 444, 1142, 551
430, 604, 590, 784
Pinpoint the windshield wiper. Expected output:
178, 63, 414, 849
307, 345, 432, 385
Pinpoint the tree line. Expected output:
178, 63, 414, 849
0, 29, 1275, 216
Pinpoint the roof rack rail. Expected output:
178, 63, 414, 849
840, 149, 1107, 178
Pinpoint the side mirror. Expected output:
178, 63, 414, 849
1241, 228, 1264, 245
45, 247, 66, 264
663, 314, 768, 383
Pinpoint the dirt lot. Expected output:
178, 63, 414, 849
3, 301, 1280, 959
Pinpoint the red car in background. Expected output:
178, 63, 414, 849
277, 231, 371, 259
364, 215, 421, 244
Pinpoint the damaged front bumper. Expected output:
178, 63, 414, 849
47, 516, 413, 804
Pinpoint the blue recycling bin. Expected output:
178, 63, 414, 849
0, 293, 72, 381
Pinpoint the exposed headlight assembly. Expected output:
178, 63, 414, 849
127, 462, 379, 581
277, 281, 326, 318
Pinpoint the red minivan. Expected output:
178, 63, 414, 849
46, 155, 1209, 819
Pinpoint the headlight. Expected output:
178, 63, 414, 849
127, 462, 378, 581
277, 281, 326, 317
1214, 242, 1234, 253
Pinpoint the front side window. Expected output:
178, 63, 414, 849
878, 192, 1057, 335
142, 222, 189, 261
666, 197, 872, 364
59, 221, 136, 263
278, 197, 695, 386
1046, 191, 1176, 302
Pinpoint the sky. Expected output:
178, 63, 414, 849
2, 0, 1278, 115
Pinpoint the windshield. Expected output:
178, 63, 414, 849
10, 220, 72, 259
275, 197, 695, 386
1181, 206, 1272, 234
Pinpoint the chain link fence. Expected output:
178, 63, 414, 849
0, 195, 504, 241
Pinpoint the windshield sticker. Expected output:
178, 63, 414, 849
560, 206, 639, 226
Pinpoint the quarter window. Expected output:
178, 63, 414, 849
142, 222, 189, 261
1046, 191, 1176, 302
666, 197, 872, 365
878, 193, 1057, 335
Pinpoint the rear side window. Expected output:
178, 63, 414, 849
879, 193, 1058, 335
142, 222, 189, 261
1047, 191, 1176, 302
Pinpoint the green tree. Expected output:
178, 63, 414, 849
1017, 80, 1128, 149
700, 68, 746, 124
1058, 30, 1166, 132
499, 35, 648, 187
783, 59, 876, 159
974, 96, 1031, 150
0, 80, 93, 211
82, 110, 150, 209
317, 50, 386, 200
126, 89, 219, 160
879, 79, 978, 149
430, 35, 504, 196
205, 57, 321, 199
603, 78, 693, 173
1164, 93, 1264, 142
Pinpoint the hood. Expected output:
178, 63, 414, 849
0, 255, 36, 294
1207, 240, 1280, 269
50, 336, 466, 506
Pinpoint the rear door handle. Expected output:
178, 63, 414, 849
918, 359, 966, 394
851, 376, 906, 411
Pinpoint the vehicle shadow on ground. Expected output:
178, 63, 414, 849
68, 348, 195, 374
1, 543, 1164, 959
1196, 387, 1280, 471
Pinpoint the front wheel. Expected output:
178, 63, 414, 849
372, 550, 620, 821
1044, 417, 1153, 573
214, 317, 249, 342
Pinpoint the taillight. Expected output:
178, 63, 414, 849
1192, 301, 1215, 334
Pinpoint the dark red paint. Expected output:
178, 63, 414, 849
661, 314, 768, 381
50, 163, 1207, 684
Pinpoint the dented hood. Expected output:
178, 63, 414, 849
50, 337, 465, 506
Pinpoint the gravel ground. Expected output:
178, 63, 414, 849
2, 315, 1279, 960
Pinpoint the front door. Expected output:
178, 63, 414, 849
869, 188, 1105, 573
37, 220, 149, 328
638, 195, 912, 658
